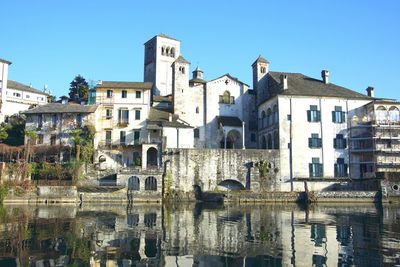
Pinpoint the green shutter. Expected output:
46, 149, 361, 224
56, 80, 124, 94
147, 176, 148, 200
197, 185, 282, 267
308, 138, 312, 148
307, 110, 311, 122
341, 112, 346, 123
316, 111, 321, 122
309, 163, 313, 177
332, 111, 336, 123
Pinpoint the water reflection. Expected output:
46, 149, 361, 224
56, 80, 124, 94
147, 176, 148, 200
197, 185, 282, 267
0, 203, 399, 266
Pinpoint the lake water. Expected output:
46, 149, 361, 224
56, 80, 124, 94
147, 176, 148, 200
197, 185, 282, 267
0, 203, 399, 266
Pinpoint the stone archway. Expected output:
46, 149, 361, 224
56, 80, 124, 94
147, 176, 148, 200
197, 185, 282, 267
217, 179, 245, 191
146, 147, 158, 168
128, 176, 140, 191
226, 129, 242, 149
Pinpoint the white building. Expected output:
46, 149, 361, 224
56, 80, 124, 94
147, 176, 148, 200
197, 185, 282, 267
143, 34, 257, 149
0, 58, 48, 123
253, 56, 376, 191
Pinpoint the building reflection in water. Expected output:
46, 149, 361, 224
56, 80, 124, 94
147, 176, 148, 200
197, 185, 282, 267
0, 203, 399, 266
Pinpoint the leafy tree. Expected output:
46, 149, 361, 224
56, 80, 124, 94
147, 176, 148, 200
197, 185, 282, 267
0, 115, 25, 146
69, 75, 89, 101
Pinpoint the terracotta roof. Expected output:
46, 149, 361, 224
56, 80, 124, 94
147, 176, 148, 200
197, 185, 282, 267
23, 103, 98, 114
266, 72, 373, 100
0, 58, 12, 65
96, 81, 153, 90
7, 80, 49, 95
217, 116, 243, 127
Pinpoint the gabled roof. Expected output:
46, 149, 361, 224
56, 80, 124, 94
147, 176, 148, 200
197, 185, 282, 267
147, 108, 192, 129
267, 72, 373, 100
252, 55, 269, 66
174, 55, 190, 64
96, 81, 153, 90
217, 116, 243, 127
23, 103, 98, 114
208, 73, 249, 87
0, 58, 12, 65
7, 80, 49, 95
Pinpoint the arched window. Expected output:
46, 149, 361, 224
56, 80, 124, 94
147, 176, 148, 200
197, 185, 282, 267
166, 47, 170, 56
273, 131, 279, 149
161, 46, 165, 55
196, 107, 199, 114
376, 106, 388, 122
261, 136, 267, 149
170, 47, 175, 57
273, 104, 278, 124
128, 176, 140, 191
267, 133, 272, 149
389, 106, 400, 122
261, 110, 266, 128
219, 91, 234, 104
267, 108, 272, 127
145, 176, 157, 191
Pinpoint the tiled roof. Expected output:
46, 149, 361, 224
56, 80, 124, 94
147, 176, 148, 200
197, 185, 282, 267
174, 55, 190, 64
217, 116, 243, 127
252, 55, 269, 66
0, 58, 12, 65
267, 72, 373, 100
23, 103, 98, 114
153, 95, 171, 102
189, 78, 206, 84
96, 81, 153, 90
7, 80, 49, 95
147, 108, 192, 129
208, 73, 250, 87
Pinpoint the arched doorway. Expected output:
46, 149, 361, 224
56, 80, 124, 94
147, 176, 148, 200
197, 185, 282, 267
217, 179, 245, 191
226, 130, 241, 149
128, 176, 140, 191
147, 147, 158, 168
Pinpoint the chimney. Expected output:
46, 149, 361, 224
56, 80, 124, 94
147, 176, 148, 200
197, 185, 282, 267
366, 86, 375, 97
280, 74, 288, 90
321, 70, 329, 84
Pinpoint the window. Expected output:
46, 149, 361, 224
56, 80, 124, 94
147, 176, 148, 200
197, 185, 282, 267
334, 158, 348, 177
105, 130, 112, 145
37, 134, 44, 145
287, 114, 291, 121
261, 111, 266, 128
219, 91, 235, 104
37, 115, 43, 128
50, 134, 56, 146
309, 158, 323, 178
273, 105, 278, 124
196, 107, 199, 114
251, 133, 256, 142
106, 109, 113, 119
261, 67, 266, 74
309, 133, 322, 148
135, 91, 141, 98
267, 108, 272, 126
145, 176, 157, 191
194, 128, 200, 138
118, 109, 129, 125
13, 92, 21, 97
106, 90, 113, 98
179, 66, 185, 74
52, 114, 57, 128
37, 96, 44, 101
26, 95, 30, 99
333, 134, 347, 149
332, 106, 345, 123
120, 131, 126, 145
76, 114, 82, 127
122, 90, 127, 98
170, 47, 175, 57
134, 131, 140, 144
135, 110, 141, 120
161, 46, 165, 55
307, 105, 321, 122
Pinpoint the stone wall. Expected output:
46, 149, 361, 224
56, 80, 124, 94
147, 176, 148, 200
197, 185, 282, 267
164, 148, 280, 193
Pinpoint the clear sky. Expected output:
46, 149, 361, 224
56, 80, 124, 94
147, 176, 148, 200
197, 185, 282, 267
2, 0, 400, 99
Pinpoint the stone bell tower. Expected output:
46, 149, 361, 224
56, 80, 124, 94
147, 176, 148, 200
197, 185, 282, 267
144, 34, 181, 96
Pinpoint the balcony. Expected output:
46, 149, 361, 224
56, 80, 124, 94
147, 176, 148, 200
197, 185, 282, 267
117, 120, 129, 127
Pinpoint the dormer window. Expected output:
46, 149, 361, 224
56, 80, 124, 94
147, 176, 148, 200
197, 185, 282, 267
261, 67, 266, 73
179, 66, 185, 74
107, 90, 113, 98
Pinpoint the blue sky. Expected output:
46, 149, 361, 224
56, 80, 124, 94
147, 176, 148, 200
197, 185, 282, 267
2, 0, 400, 99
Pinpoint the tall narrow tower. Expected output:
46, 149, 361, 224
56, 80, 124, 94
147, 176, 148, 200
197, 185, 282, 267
251, 55, 269, 105
0, 58, 11, 123
144, 34, 181, 96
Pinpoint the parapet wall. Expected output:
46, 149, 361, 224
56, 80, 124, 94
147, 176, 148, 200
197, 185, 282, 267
164, 149, 280, 193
